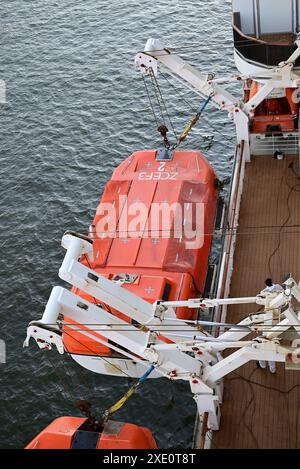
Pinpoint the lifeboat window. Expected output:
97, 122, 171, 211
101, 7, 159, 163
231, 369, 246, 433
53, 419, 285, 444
87, 272, 99, 282
162, 282, 171, 301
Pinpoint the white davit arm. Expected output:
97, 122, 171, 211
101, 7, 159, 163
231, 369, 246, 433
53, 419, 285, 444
24, 232, 300, 430
135, 38, 300, 163
135, 38, 251, 160
136, 38, 240, 112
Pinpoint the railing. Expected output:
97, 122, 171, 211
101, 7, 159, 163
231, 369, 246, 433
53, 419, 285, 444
192, 142, 246, 450
214, 141, 246, 326
250, 132, 299, 156
233, 25, 300, 68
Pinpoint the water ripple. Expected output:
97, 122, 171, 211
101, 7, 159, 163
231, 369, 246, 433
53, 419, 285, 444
1, 0, 236, 448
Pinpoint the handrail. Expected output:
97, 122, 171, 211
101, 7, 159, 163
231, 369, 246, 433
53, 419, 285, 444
232, 23, 266, 45
232, 24, 299, 68
214, 141, 246, 327
232, 23, 296, 47
193, 142, 246, 449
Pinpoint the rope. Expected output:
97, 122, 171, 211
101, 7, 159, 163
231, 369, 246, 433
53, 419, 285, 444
160, 71, 194, 111
102, 364, 155, 422
135, 38, 295, 58
40, 328, 153, 427
150, 69, 178, 140
142, 69, 178, 148
142, 74, 159, 127
57, 221, 300, 239
173, 95, 212, 149
63, 328, 133, 379
158, 73, 232, 151
45, 352, 82, 403
149, 70, 167, 127
44, 320, 300, 333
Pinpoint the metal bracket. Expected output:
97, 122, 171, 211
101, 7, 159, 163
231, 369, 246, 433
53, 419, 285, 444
23, 323, 64, 354
135, 51, 158, 76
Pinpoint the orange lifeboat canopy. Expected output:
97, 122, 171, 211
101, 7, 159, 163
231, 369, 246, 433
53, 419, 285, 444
25, 417, 157, 449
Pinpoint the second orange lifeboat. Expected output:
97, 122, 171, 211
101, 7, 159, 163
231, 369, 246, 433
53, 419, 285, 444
26, 417, 157, 449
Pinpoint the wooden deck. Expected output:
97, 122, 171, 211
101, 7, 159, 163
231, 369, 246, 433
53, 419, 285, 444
213, 154, 300, 449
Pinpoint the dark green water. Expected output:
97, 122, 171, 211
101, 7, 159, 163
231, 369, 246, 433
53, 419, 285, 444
0, 0, 237, 448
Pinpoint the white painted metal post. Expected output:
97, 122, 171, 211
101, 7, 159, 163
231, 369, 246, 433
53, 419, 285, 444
41, 286, 63, 325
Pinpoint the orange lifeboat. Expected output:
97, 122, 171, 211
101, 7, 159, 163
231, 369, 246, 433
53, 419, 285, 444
25, 417, 157, 449
63, 149, 218, 358
249, 81, 298, 133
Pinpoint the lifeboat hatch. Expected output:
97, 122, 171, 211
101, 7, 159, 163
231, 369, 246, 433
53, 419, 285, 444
71, 429, 99, 449
155, 148, 174, 161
